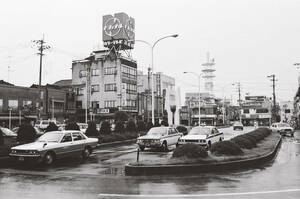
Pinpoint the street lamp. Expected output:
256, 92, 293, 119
8, 107, 12, 129
134, 34, 178, 124
183, 72, 202, 126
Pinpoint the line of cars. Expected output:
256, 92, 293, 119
137, 125, 224, 151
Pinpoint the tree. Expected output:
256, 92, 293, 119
115, 121, 124, 133
146, 122, 153, 131
45, 122, 58, 132
114, 111, 129, 122
137, 121, 146, 131
65, 122, 80, 130
100, 121, 111, 134
126, 120, 137, 132
17, 123, 36, 144
85, 121, 99, 137
0, 128, 4, 145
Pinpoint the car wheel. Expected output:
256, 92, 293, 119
139, 146, 145, 151
162, 141, 168, 151
44, 152, 55, 165
82, 147, 91, 160
219, 137, 222, 142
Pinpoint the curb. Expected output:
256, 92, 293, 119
125, 137, 282, 176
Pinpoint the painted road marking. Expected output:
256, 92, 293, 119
97, 188, 300, 198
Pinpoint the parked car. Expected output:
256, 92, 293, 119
137, 127, 182, 151
35, 120, 63, 131
233, 122, 244, 130
270, 122, 294, 136
77, 123, 88, 134
174, 125, 190, 135
9, 130, 98, 165
177, 126, 224, 149
34, 120, 50, 130
1, 127, 17, 137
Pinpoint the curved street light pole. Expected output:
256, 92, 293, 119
135, 34, 178, 124
184, 72, 201, 126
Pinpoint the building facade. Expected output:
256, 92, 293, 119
72, 50, 138, 123
279, 101, 294, 123
185, 92, 222, 126
0, 81, 68, 128
137, 70, 179, 125
240, 96, 272, 126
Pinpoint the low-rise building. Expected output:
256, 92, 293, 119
279, 101, 294, 123
185, 92, 221, 126
241, 96, 272, 126
0, 81, 69, 127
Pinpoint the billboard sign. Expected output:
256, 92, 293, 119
102, 12, 135, 49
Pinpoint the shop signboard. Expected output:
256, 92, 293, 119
102, 12, 135, 49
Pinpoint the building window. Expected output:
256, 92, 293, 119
23, 100, 32, 107
105, 84, 116, 92
92, 101, 99, 109
125, 100, 136, 107
91, 69, 99, 76
105, 100, 116, 108
91, 85, 100, 92
75, 87, 84, 95
79, 70, 87, 78
256, 109, 269, 113
124, 83, 137, 94
104, 67, 117, 75
121, 65, 137, 79
0, 99, 3, 112
8, 99, 18, 111
243, 109, 249, 113
76, 101, 82, 109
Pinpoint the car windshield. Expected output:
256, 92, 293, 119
37, 132, 62, 142
189, 127, 210, 135
147, 128, 167, 136
42, 121, 49, 125
278, 123, 290, 127
0, 127, 17, 136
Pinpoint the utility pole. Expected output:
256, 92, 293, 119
267, 74, 277, 122
146, 67, 151, 123
235, 82, 242, 122
32, 35, 51, 120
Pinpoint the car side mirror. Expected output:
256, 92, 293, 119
43, 143, 47, 148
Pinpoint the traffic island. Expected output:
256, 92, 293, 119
125, 128, 282, 175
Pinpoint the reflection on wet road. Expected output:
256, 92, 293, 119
0, 127, 299, 199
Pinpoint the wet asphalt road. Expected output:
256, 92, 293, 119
0, 127, 299, 199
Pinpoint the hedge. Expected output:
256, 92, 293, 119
211, 141, 244, 156
173, 144, 208, 158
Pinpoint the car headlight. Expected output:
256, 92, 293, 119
11, 150, 17, 154
28, 150, 39, 154
137, 139, 142, 144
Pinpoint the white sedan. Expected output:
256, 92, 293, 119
137, 127, 182, 151
10, 130, 98, 165
178, 126, 224, 149
270, 123, 294, 136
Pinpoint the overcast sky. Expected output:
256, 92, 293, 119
0, 0, 299, 104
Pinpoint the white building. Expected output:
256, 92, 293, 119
72, 50, 137, 122
279, 101, 294, 123
137, 70, 180, 125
